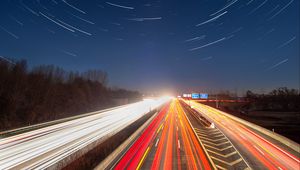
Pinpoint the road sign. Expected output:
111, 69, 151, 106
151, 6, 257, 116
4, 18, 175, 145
192, 93, 200, 99
200, 93, 208, 99
183, 94, 192, 98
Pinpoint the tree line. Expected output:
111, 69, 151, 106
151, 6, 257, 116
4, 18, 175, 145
245, 87, 299, 112
0, 59, 141, 131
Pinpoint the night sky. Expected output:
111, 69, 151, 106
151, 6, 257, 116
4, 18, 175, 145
0, 0, 299, 94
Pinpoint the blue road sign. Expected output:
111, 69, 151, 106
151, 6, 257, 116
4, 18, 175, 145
200, 93, 208, 99
192, 93, 200, 99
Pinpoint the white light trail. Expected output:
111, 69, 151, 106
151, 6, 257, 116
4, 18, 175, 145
189, 37, 226, 51
248, 0, 268, 15
62, 0, 87, 14
127, 17, 162, 22
277, 36, 296, 49
268, 0, 294, 20
69, 13, 95, 25
106, 2, 134, 10
39, 12, 75, 33
57, 19, 92, 36
184, 35, 206, 42
210, 0, 238, 16
0, 97, 169, 169
196, 11, 227, 27
0, 26, 19, 39
266, 59, 288, 71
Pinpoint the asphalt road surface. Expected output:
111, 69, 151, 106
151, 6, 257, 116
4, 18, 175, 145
113, 99, 213, 170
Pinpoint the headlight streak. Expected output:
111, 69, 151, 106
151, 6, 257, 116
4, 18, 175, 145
115, 99, 213, 170
0, 97, 170, 169
186, 100, 300, 169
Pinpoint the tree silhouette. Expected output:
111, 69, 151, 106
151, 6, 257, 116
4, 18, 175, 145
0, 59, 141, 131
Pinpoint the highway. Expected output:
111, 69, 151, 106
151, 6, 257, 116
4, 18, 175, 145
1, 97, 299, 169
184, 99, 300, 170
113, 99, 213, 170
0, 97, 169, 169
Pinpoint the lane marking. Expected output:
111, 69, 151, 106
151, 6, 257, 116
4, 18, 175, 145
202, 140, 230, 146
196, 130, 221, 136
204, 144, 233, 151
178, 140, 181, 149
165, 115, 168, 121
155, 138, 160, 147
177, 126, 179, 131
212, 134, 224, 138
239, 134, 247, 140
254, 145, 265, 155
137, 146, 150, 170
189, 101, 252, 169
157, 124, 163, 133
215, 165, 227, 170
177, 101, 216, 170
211, 156, 242, 166
207, 149, 237, 158
195, 100, 300, 164
200, 136, 227, 142
180, 119, 183, 126
196, 132, 210, 137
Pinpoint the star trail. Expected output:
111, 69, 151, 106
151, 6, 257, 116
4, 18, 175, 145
0, 0, 298, 94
